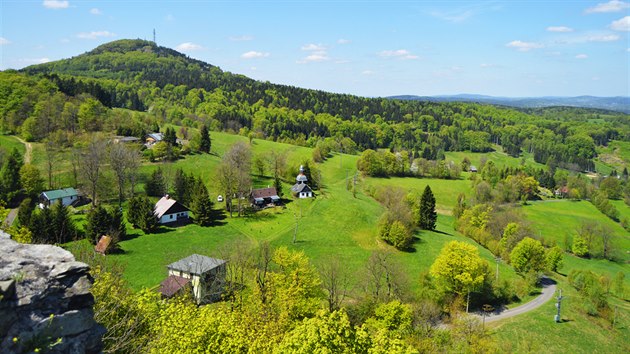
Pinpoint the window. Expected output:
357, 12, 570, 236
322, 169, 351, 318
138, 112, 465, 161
170, 214, 174, 219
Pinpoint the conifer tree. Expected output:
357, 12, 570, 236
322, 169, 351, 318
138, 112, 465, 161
419, 185, 437, 230
199, 125, 211, 153
128, 195, 158, 233
191, 178, 214, 226
145, 167, 166, 197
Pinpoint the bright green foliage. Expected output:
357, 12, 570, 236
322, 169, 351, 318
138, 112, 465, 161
361, 301, 417, 354
572, 236, 589, 257
275, 310, 364, 354
387, 220, 413, 250
545, 246, 564, 272
509, 237, 546, 274
78, 98, 107, 132
430, 241, 488, 295
8, 226, 33, 244
270, 247, 323, 321
19, 164, 44, 197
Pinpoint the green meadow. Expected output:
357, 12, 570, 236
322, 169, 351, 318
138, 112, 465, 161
6, 130, 629, 351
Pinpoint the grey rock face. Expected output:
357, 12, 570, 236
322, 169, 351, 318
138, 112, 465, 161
0, 238, 104, 353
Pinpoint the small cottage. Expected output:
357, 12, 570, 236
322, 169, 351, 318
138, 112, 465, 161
291, 165, 314, 198
160, 254, 227, 304
469, 165, 478, 173
251, 187, 281, 208
154, 195, 189, 224
39, 187, 79, 208
145, 132, 164, 146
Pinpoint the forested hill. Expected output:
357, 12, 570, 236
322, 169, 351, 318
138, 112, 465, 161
4, 39, 629, 173
390, 94, 630, 114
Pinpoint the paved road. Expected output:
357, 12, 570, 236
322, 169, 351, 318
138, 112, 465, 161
479, 276, 557, 323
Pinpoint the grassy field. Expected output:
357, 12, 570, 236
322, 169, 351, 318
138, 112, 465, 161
8, 130, 629, 351
444, 145, 545, 170
0, 135, 26, 155
522, 200, 630, 260
491, 275, 630, 353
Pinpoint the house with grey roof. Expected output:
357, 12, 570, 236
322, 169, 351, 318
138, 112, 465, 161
154, 195, 189, 224
159, 254, 227, 304
39, 187, 79, 208
290, 165, 314, 198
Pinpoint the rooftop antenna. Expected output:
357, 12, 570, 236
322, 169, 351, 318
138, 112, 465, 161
153, 29, 156, 44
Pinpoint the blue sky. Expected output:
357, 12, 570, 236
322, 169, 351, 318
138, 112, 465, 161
1, 1, 628, 97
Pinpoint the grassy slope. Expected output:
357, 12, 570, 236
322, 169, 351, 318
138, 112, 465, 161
491, 275, 630, 354
522, 200, 630, 260
0, 135, 26, 155
13, 130, 629, 351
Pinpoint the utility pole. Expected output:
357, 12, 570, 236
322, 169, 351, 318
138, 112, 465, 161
555, 289, 563, 323
495, 257, 500, 282
153, 29, 156, 44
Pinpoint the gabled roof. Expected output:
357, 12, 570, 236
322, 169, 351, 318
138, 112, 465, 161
291, 183, 313, 193
251, 187, 279, 199
146, 132, 163, 141
41, 187, 78, 201
154, 196, 189, 218
159, 275, 191, 297
167, 254, 226, 276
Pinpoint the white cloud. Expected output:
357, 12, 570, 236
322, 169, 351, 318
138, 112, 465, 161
165, 14, 175, 22
77, 31, 116, 40
575, 54, 588, 59
378, 49, 419, 60
241, 51, 270, 59
297, 52, 330, 63
0, 37, 10, 45
229, 35, 254, 41
610, 16, 630, 31
337, 39, 351, 44
90, 8, 101, 15
301, 43, 327, 51
298, 43, 330, 63
506, 40, 544, 51
547, 26, 573, 32
43, 0, 69, 9
585, 0, 629, 13
480, 63, 497, 68
362, 70, 374, 75
175, 42, 203, 51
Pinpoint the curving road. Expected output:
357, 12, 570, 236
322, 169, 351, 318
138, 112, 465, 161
480, 276, 557, 323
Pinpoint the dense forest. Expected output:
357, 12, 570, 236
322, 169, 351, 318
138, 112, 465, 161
1, 39, 627, 173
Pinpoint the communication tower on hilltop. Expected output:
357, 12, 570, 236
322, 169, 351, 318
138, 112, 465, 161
153, 29, 156, 44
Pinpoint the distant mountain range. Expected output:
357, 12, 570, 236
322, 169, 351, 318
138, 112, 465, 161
389, 94, 630, 113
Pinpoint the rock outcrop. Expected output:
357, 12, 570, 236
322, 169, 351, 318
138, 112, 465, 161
0, 237, 104, 353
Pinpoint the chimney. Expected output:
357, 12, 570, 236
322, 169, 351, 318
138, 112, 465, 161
165, 194, 170, 199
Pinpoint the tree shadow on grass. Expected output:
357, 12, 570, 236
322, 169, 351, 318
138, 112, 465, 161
209, 208, 228, 227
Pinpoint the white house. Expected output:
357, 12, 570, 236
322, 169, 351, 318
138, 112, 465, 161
154, 195, 189, 224
39, 188, 79, 208
290, 165, 314, 198
159, 254, 227, 304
